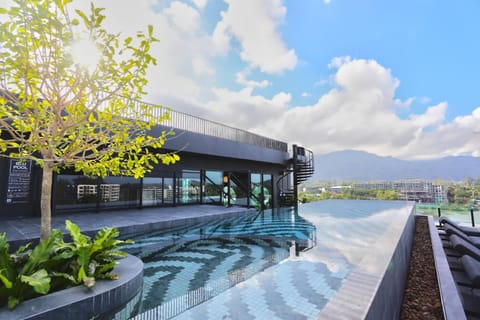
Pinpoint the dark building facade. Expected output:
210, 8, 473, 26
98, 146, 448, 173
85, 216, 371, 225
0, 103, 314, 219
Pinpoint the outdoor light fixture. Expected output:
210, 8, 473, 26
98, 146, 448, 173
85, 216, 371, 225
223, 175, 228, 184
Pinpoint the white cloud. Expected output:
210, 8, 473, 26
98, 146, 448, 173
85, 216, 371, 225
164, 1, 201, 34
409, 102, 446, 128
207, 57, 480, 160
314, 79, 330, 88
394, 97, 414, 109
202, 87, 290, 130
328, 56, 351, 69
212, 0, 297, 73
77, 0, 217, 104
6, 1, 478, 161
192, 57, 215, 76
301, 92, 310, 97
235, 68, 270, 88
420, 96, 431, 104
324, 0, 332, 4
190, 0, 208, 9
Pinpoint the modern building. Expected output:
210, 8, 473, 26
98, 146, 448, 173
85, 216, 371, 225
353, 179, 447, 203
0, 99, 314, 219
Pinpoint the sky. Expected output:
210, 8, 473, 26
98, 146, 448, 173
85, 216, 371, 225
4, 0, 480, 160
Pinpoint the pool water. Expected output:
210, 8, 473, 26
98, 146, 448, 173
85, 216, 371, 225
124, 200, 413, 320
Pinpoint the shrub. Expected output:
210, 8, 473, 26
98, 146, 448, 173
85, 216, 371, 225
0, 221, 132, 309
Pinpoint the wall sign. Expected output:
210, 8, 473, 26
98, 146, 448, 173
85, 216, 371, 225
6, 159, 32, 204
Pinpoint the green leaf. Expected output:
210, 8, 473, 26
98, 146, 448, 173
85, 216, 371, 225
14, 243, 31, 255
20, 229, 62, 276
50, 271, 76, 284
20, 269, 50, 295
0, 269, 13, 288
7, 296, 20, 309
0, 234, 14, 282
77, 265, 87, 284
66, 220, 89, 247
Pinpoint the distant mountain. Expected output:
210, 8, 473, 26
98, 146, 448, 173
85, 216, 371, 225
312, 150, 480, 182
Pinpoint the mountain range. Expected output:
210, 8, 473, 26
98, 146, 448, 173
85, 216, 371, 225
312, 150, 480, 182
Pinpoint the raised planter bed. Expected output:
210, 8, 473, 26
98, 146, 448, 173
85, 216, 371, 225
400, 215, 466, 320
0, 254, 143, 320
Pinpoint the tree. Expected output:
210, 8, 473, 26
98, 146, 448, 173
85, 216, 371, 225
0, 0, 179, 240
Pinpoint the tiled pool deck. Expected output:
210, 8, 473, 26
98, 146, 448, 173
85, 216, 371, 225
2, 205, 256, 249
2, 201, 415, 319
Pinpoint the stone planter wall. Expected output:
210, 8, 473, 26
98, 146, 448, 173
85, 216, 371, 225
364, 208, 416, 320
0, 254, 143, 320
427, 215, 466, 320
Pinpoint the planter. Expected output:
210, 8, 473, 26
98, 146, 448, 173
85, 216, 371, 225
427, 216, 466, 320
0, 254, 143, 320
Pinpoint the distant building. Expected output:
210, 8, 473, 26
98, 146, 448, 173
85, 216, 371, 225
329, 185, 351, 194
353, 180, 447, 203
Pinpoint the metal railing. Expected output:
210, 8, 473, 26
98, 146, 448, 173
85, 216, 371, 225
129, 98, 288, 152
435, 207, 477, 227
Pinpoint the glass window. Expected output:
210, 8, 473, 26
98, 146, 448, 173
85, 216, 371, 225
143, 177, 163, 206
99, 176, 140, 208
263, 174, 273, 209
55, 174, 98, 211
204, 171, 222, 205
163, 177, 174, 205
230, 172, 248, 207
250, 173, 262, 209
178, 170, 201, 204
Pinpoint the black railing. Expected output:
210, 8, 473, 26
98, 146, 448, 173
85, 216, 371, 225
126, 98, 288, 152
436, 207, 477, 227
277, 145, 315, 207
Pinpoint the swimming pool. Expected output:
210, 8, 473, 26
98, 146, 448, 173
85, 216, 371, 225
124, 200, 414, 320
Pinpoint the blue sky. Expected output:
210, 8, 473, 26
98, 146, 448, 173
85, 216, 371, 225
69, 0, 480, 159
201, 0, 480, 120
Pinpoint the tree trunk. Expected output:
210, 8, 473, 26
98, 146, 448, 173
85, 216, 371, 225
40, 163, 53, 240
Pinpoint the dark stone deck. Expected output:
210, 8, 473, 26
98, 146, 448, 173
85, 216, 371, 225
2, 205, 257, 250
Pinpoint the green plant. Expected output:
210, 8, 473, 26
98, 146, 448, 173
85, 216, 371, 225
0, 221, 132, 309
0, 230, 65, 309
52, 220, 133, 288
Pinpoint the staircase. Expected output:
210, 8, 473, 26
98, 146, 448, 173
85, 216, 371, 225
278, 145, 314, 207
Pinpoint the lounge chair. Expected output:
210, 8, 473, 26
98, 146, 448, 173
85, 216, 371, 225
439, 216, 480, 237
460, 255, 480, 288
450, 234, 480, 261
444, 224, 480, 248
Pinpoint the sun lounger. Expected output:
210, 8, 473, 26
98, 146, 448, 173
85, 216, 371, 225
460, 255, 480, 288
450, 234, 480, 261
439, 216, 480, 237
444, 224, 480, 248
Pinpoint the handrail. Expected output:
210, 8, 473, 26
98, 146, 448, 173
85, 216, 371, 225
128, 98, 288, 152
277, 145, 315, 207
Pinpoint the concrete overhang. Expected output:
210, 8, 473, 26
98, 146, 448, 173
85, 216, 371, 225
151, 126, 290, 166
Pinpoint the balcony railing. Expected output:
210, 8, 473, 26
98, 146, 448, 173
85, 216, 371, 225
130, 98, 288, 152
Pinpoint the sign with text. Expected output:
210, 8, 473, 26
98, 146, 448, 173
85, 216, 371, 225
6, 159, 32, 204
